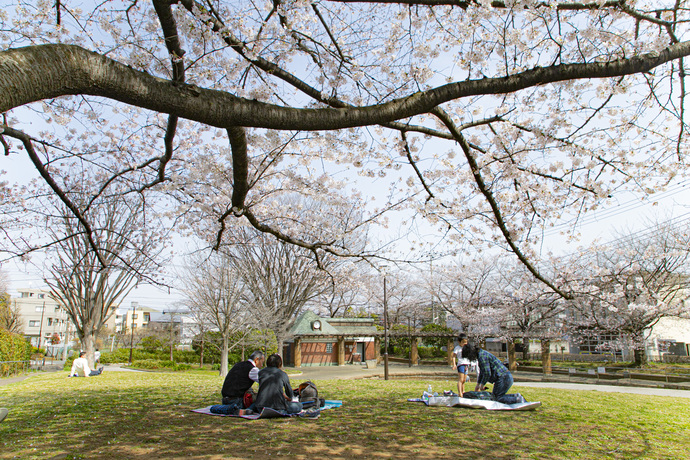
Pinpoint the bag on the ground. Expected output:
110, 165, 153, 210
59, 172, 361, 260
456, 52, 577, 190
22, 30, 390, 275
297, 381, 318, 403
243, 388, 256, 408
462, 391, 495, 400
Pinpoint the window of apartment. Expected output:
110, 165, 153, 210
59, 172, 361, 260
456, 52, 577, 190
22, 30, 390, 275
29, 320, 40, 327
131, 314, 138, 319
132, 324, 137, 329
47, 318, 53, 326
144, 313, 150, 322
38, 293, 45, 299
35, 306, 44, 312
326, 343, 333, 353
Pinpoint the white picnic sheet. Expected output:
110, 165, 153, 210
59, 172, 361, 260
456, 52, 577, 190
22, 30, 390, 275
409, 395, 541, 411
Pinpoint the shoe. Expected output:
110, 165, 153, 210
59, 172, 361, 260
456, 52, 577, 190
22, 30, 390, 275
0, 408, 8, 423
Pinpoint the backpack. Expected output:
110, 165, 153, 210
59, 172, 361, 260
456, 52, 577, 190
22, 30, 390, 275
243, 388, 256, 408
297, 381, 318, 403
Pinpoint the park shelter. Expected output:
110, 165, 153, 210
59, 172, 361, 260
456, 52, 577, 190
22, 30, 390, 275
284, 311, 461, 367
284, 311, 378, 366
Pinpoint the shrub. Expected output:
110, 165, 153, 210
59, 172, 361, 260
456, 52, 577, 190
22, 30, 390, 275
0, 329, 32, 376
140, 336, 165, 353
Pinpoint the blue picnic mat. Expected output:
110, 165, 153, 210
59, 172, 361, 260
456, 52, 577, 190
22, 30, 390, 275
192, 400, 343, 419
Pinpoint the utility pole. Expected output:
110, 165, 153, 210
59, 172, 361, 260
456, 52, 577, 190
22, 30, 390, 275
382, 266, 389, 381
128, 302, 138, 365
37, 301, 46, 350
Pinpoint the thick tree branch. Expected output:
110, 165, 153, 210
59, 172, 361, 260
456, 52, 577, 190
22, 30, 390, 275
3, 42, 690, 130
430, 109, 572, 299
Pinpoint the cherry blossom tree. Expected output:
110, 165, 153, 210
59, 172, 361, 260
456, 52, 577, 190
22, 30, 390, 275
426, 255, 504, 339
45, 194, 167, 368
2, 1, 690, 294
223, 224, 333, 350
561, 220, 690, 366
180, 250, 252, 377
0, 269, 23, 334
495, 262, 564, 371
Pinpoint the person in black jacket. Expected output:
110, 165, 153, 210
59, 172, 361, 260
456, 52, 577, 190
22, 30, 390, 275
221, 350, 265, 406
253, 354, 302, 414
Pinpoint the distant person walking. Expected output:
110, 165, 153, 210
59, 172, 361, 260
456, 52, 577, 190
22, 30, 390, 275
462, 344, 513, 402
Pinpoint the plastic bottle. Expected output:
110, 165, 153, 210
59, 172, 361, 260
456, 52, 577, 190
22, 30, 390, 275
427, 384, 432, 394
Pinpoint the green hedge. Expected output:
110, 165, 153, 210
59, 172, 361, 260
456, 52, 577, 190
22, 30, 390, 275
0, 329, 32, 362
0, 329, 32, 376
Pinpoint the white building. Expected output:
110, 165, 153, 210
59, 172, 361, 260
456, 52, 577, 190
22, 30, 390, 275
11, 288, 70, 349
645, 316, 690, 359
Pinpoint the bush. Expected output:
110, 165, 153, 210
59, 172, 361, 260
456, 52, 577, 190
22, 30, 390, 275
102, 348, 158, 364
0, 329, 32, 376
140, 336, 165, 353
173, 350, 199, 364
129, 359, 193, 371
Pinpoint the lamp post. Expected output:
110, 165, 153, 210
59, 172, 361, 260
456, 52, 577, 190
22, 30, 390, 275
382, 267, 389, 381
128, 302, 138, 365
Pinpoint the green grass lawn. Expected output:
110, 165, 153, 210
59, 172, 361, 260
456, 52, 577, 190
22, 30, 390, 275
1, 371, 688, 459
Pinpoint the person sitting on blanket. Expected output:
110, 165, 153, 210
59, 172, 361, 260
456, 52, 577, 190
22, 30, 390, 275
70, 351, 104, 377
252, 354, 303, 415
461, 344, 513, 403
221, 350, 265, 406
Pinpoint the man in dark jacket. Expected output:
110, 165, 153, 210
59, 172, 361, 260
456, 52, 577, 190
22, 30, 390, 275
253, 354, 302, 414
221, 350, 265, 406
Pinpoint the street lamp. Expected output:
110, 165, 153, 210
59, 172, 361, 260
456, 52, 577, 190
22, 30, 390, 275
128, 302, 138, 365
381, 265, 390, 381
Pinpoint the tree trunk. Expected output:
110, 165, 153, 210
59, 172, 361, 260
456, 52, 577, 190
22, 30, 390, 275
220, 334, 229, 378
81, 329, 96, 369
541, 339, 552, 375
507, 339, 517, 372
199, 334, 204, 369
634, 347, 647, 367
275, 332, 285, 358
522, 336, 530, 361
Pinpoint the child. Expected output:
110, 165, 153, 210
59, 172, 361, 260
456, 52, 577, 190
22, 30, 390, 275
451, 333, 470, 396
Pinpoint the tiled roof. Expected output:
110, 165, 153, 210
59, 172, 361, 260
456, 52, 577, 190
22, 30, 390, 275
290, 311, 377, 336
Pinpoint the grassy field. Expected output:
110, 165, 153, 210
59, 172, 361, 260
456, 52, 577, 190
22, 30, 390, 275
1, 371, 688, 459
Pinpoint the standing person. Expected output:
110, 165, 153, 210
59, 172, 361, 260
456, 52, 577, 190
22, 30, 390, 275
221, 350, 265, 406
252, 354, 302, 414
461, 344, 513, 402
69, 351, 104, 377
94, 348, 101, 366
451, 333, 470, 396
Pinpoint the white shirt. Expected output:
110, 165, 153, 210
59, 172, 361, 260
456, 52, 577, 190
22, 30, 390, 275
70, 357, 92, 377
248, 359, 260, 383
453, 345, 470, 366
94, 350, 101, 361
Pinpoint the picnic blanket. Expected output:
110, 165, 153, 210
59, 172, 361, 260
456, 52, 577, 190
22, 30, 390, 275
191, 400, 343, 420
408, 395, 541, 411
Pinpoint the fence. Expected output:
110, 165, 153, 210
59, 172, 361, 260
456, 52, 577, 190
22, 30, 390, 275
495, 352, 690, 364
0, 360, 33, 378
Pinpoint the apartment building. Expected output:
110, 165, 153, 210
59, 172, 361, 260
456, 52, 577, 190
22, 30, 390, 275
12, 288, 70, 349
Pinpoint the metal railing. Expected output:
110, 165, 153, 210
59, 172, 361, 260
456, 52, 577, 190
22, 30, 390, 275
0, 360, 34, 378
